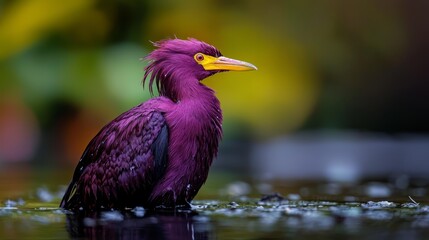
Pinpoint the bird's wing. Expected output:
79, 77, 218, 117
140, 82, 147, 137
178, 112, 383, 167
60, 103, 169, 210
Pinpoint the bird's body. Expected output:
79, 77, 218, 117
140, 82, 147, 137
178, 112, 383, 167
60, 38, 256, 211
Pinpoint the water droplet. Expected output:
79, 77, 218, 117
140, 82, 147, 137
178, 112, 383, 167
101, 211, 124, 221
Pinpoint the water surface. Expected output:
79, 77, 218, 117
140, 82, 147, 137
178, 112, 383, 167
1, 167, 429, 239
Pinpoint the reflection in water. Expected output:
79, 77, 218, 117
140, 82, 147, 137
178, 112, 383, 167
65, 210, 214, 240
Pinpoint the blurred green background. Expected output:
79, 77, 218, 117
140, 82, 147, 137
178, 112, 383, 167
0, 0, 428, 170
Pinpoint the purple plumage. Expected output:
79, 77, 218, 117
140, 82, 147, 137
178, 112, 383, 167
60, 38, 256, 211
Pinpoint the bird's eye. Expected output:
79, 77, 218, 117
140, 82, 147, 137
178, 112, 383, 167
195, 53, 205, 62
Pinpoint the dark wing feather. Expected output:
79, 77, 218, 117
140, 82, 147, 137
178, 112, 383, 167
151, 124, 169, 181
60, 105, 169, 211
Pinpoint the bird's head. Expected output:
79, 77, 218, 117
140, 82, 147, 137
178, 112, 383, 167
143, 38, 257, 97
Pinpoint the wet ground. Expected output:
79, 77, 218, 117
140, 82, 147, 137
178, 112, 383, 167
1, 167, 429, 239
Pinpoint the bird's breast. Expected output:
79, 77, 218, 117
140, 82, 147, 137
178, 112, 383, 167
148, 95, 222, 205
167, 104, 221, 154
164, 99, 222, 170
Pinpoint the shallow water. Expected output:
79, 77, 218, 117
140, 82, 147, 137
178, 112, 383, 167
1, 167, 429, 239
2, 198, 429, 239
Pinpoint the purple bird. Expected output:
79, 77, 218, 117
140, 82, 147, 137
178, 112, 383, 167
60, 38, 257, 212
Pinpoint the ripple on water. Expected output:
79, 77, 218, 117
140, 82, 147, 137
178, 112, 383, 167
361, 201, 396, 209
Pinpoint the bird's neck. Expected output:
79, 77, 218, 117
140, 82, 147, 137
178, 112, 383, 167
162, 73, 222, 141
174, 77, 221, 119
159, 72, 211, 102
161, 72, 222, 145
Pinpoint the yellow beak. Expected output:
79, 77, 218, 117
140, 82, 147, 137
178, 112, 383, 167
200, 55, 257, 71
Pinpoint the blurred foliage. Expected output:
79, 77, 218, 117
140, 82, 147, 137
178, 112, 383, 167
0, 0, 96, 59
0, 0, 428, 163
